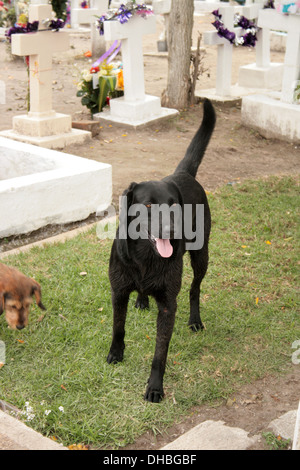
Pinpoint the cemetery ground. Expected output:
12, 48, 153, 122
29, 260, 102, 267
0, 14, 299, 450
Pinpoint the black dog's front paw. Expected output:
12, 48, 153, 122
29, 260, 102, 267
107, 348, 124, 364
135, 294, 149, 310
144, 384, 164, 403
189, 321, 204, 332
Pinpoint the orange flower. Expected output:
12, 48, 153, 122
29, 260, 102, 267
84, 50, 92, 58
117, 69, 124, 90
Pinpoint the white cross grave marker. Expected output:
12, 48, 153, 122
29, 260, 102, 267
0, 1, 91, 148
204, 5, 237, 97
104, 14, 156, 102
241, 9, 300, 142
258, 8, 300, 103
13, 3, 69, 117
153, 0, 171, 52
238, 2, 283, 90
71, 0, 108, 29
94, 12, 178, 126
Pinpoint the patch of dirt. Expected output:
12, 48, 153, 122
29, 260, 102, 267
123, 366, 300, 451
0, 13, 299, 449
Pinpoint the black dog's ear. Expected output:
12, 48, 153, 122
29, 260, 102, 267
122, 182, 137, 205
117, 182, 138, 262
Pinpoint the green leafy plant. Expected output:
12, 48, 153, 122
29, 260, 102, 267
262, 432, 291, 450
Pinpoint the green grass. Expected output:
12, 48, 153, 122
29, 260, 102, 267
0, 176, 299, 448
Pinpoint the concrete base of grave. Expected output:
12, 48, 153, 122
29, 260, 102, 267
94, 95, 178, 128
238, 63, 284, 90
196, 84, 257, 106
0, 112, 91, 149
241, 94, 300, 143
0, 136, 112, 239
196, 83, 287, 106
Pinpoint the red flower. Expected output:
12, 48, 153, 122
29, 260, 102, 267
90, 66, 100, 74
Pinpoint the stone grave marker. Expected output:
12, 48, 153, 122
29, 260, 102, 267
238, 2, 283, 90
94, 12, 178, 127
0, 1, 91, 148
241, 8, 300, 142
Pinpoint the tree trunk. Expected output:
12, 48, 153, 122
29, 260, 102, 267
161, 0, 194, 110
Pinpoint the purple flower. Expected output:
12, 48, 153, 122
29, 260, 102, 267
5, 21, 39, 42
49, 19, 65, 30
224, 29, 236, 44
118, 5, 133, 24
237, 16, 255, 30
212, 9, 221, 18
242, 31, 257, 47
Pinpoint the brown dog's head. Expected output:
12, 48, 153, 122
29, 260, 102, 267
0, 264, 46, 330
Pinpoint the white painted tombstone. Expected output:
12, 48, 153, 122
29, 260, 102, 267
203, 5, 237, 98
258, 9, 300, 104
71, 0, 108, 28
153, 0, 171, 52
238, 2, 283, 90
94, 13, 178, 127
0, 1, 91, 148
241, 8, 300, 142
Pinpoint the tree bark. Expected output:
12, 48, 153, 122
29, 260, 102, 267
161, 0, 194, 110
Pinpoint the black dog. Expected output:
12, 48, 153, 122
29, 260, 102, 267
107, 99, 216, 402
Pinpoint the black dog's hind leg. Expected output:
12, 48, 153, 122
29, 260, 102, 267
188, 247, 208, 331
135, 293, 149, 310
107, 291, 130, 364
144, 298, 176, 403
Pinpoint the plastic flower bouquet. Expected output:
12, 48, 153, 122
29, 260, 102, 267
76, 61, 124, 116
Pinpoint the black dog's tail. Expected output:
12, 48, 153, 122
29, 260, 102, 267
174, 99, 216, 178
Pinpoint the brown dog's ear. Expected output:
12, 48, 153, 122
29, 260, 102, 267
31, 282, 46, 311
0, 292, 4, 315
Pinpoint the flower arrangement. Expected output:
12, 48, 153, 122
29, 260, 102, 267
0, 0, 28, 29
5, 17, 65, 41
51, 0, 68, 21
76, 60, 124, 116
212, 9, 258, 47
97, 1, 153, 35
4, 0, 65, 41
1, 1, 69, 29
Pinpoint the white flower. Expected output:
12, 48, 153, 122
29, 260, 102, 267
58, 406, 64, 413
45, 410, 52, 416
81, 69, 92, 82
26, 413, 35, 421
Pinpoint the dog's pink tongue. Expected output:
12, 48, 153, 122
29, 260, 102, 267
155, 238, 173, 258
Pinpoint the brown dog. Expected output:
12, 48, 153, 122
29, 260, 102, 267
0, 263, 46, 330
